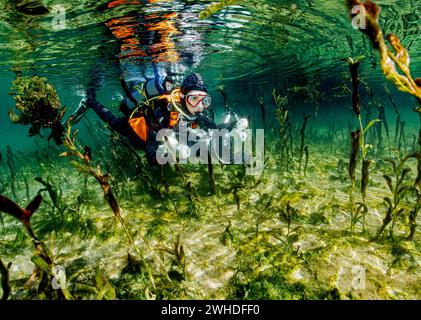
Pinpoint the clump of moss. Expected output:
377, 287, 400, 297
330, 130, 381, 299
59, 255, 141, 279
230, 270, 307, 300
71, 267, 116, 300
114, 252, 191, 300
8, 76, 64, 137
388, 243, 417, 272
113, 254, 149, 300
146, 219, 168, 240
9, 76, 65, 145
220, 221, 234, 246
318, 287, 342, 300
308, 211, 330, 226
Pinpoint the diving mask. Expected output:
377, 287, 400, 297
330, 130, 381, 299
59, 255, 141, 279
185, 90, 212, 112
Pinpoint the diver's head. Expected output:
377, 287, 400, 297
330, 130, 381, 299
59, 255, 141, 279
183, 90, 212, 115
180, 73, 211, 115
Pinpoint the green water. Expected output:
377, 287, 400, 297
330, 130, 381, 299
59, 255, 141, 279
0, 0, 420, 300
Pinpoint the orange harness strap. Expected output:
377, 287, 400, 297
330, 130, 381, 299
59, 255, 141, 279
129, 109, 180, 142
169, 111, 179, 128
129, 116, 148, 142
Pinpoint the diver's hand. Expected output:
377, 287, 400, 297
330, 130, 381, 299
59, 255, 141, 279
217, 113, 248, 132
63, 99, 90, 127
216, 112, 238, 130
87, 87, 97, 100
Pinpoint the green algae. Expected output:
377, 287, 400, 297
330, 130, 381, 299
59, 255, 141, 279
1, 141, 420, 300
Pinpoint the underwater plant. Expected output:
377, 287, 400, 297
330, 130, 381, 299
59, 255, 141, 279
376, 155, 419, 240
33, 176, 94, 236
374, 100, 390, 153
384, 85, 403, 151
407, 195, 420, 241
61, 129, 122, 219
346, 0, 421, 102
0, 194, 73, 299
233, 186, 241, 211
0, 194, 42, 242
221, 220, 234, 246
298, 114, 311, 173
398, 121, 407, 153
207, 152, 216, 194
348, 129, 360, 186
0, 258, 11, 300
345, 0, 421, 241
259, 97, 265, 126
0, 151, 4, 192
226, 217, 322, 300
6, 146, 18, 201
361, 159, 372, 201
183, 181, 200, 218
347, 56, 380, 234
347, 56, 381, 161
279, 200, 299, 239
274, 89, 293, 172
217, 84, 230, 113
156, 167, 181, 216
8, 75, 66, 144
60, 124, 171, 288
224, 164, 262, 212
347, 128, 362, 233
11, 0, 50, 16
406, 108, 421, 240
80, 267, 117, 300
156, 234, 187, 281
303, 146, 309, 177
34, 176, 66, 215
287, 79, 324, 116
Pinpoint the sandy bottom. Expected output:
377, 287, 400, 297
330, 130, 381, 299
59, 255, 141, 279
0, 146, 420, 300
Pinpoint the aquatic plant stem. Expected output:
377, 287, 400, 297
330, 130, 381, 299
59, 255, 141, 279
349, 187, 356, 235
304, 146, 309, 177
408, 107, 421, 240
348, 55, 380, 234
346, 1, 421, 101
207, 152, 216, 194
0, 259, 11, 300
159, 167, 180, 216
0, 194, 71, 299
156, 235, 187, 280
299, 115, 311, 173
358, 116, 365, 159
357, 115, 368, 232
117, 214, 156, 288
259, 97, 265, 127
6, 146, 17, 201
349, 130, 360, 186
61, 125, 171, 287
273, 90, 290, 172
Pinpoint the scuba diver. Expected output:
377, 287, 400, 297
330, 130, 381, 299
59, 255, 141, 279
75, 70, 219, 165
62, 2, 249, 166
